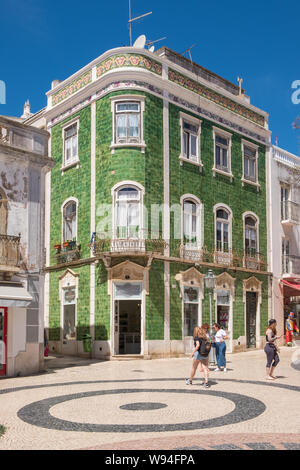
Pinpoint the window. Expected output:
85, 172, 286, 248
216, 208, 230, 252
282, 238, 290, 274
243, 146, 256, 182
110, 95, 146, 153
115, 187, 141, 239
182, 122, 198, 161
63, 122, 78, 166
213, 127, 232, 179
183, 200, 199, 248
245, 216, 257, 257
63, 287, 76, 340
215, 135, 229, 171
183, 286, 199, 337
281, 185, 290, 220
63, 200, 77, 242
116, 102, 140, 143
217, 290, 230, 330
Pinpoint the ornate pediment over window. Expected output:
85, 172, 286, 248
243, 276, 262, 303
108, 260, 148, 295
58, 268, 79, 301
175, 267, 204, 299
215, 272, 236, 300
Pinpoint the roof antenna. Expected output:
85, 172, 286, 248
146, 37, 167, 52
128, 0, 152, 47
181, 44, 196, 63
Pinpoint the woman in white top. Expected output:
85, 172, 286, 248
212, 323, 227, 372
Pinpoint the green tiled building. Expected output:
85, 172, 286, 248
28, 46, 272, 358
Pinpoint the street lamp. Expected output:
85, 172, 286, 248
204, 269, 217, 365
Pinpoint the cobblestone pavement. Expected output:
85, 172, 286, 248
0, 346, 299, 450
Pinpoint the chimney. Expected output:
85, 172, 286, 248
51, 80, 62, 89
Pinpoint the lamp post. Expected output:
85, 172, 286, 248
204, 269, 217, 365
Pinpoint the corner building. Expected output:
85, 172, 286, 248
28, 46, 272, 358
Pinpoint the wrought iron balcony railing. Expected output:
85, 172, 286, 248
91, 231, 167, 255
281, 201, 299, 224
0, 234, 21, 268
244, 251, 266, 271
53, 241, 81, 264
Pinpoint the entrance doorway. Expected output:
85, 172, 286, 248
114, 300, 141, 354
246, 292, 257, 348
0, 307, 7, 376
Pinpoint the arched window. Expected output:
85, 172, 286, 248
245, 215, 258, 256
0, 188, 8, 235
183, 199, 199, 248
63, 200, 77, 242
115, 186, 141, 239
216, 208, 231, 252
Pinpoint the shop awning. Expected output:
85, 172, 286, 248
0, 283, 32, 307
281, 279, 300, 297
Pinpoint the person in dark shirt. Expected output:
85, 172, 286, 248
185, 326, 210, 388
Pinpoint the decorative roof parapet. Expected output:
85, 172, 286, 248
168, 68, 265, 127
96, 53, 162, 78
52, 70, 92, 106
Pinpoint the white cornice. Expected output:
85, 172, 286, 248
46, 46, 268, 122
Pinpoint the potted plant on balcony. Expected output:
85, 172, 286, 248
54, 243, 61, 254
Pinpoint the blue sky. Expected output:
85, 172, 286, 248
1, 0, 300, 154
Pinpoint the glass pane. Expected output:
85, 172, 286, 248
128, 203, 139, 237
216, 135, 228, 146
249, 159, 256, 178
65, 124, 77, 138
217, 209, 228, 220
245, 216, 256, 227
184, 303, 198, 337
114, 282, 142, 300
118, 188, 139, 200
65, 138, 72, 161
190, 134, 197, 157
184, 287, 199, 303
244, 146, 256, 158
117, 103, 139, 112
116, 202, 127, 237
222, 148, 228, 168
72, 135, 77, 157
183, 121, 198, 133
216, 145, 221, 166
63, 304, 76, 340
116, 115, 126, 138
128, 114, 139, 137
183, 132, 188, 157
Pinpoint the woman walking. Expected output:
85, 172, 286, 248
212, 323, 227, 372
186, 326, 211, 388
264, 319, 281, 380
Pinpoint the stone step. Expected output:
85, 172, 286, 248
110, 355, 144, 361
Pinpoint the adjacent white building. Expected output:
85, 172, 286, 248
0, 115, 54, 377
269, 145, 300, 341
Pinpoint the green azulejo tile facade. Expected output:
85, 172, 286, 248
45, 46, 271, 358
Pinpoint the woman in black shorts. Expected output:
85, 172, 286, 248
264, 319, 282, 380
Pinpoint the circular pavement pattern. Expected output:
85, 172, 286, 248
17, 388, 266, 433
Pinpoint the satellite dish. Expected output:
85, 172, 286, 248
133, 34, 146, 49
149, 45, 155, 52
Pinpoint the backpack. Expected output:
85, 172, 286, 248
199, 338, 212, 356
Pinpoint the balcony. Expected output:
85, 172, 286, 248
282, 255, 300, 277
281, 201, 299, 226
92, 231, 167, 256
53, 241, 81, 264
244, 251, 266, 271
0, 234, 21, 277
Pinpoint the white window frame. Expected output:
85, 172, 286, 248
111, 181, 145, 240
243, 212, 259, 257
183, 285, 200, 337
110, 95, 146, 154
180, 195, 202, 251
61, 197, 78, 243
179, 112, 202, 170
212, 127, 233, 181
214, 203, 232, 253
61, 117, 80, 173
241, 139, 260, 190
282, 237, 290, 274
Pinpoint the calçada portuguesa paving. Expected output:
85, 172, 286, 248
0, 346, 299, 450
